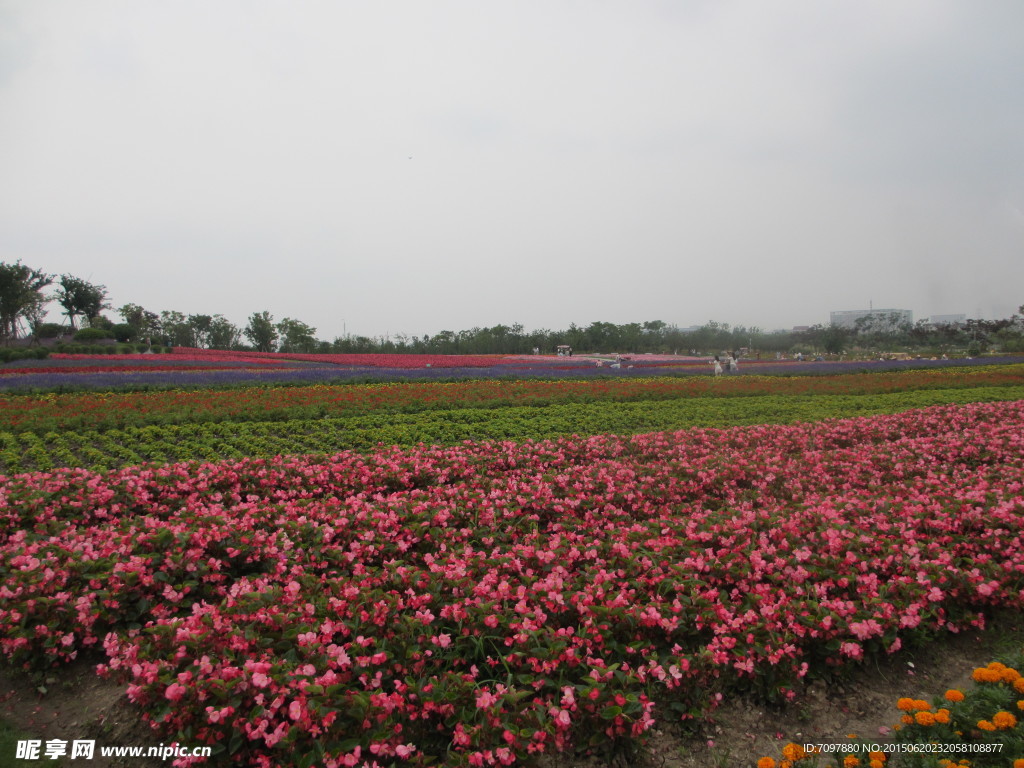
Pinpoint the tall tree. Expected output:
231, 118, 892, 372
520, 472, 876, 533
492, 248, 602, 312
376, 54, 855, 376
276, 317, 318, 353
207, 315, 241, 350
187, 314, 214, 348
159, 310, 195, 347
0, 261, 52, 343
245, 311, 278, 352
118, 303, 161, 340
55, 274, 109, 331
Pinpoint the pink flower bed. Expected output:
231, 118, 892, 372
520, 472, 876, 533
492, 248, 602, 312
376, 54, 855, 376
52, 353, 294, 366
1, 401, 1023, 766
169, 348, 519, 368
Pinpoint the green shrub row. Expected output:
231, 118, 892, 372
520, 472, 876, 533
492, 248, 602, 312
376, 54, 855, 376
0, 348, 49, 363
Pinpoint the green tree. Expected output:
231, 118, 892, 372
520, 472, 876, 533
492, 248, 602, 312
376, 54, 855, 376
118, 303, 161, 341
207, 315, 241, 350
276, 317, 318, 353
187, 314, 214, 348
55, 274, 109, 331
159, 310, 195, 347
0, 261, 52, 343
245, 311, 278, 352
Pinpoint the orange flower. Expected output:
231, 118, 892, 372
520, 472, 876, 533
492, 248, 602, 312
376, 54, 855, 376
757, 758, 776, 768
977, 719, 996, 731
869, 761, 884, 768
912, 699, 930, 711
897, 697, 916, 711
900, 714, 914, 725
944, 689, 965, 702
868, 751, 885, 761
992, 710, 1017, 729
1015, 678, 1024, 694
914, 710, 936, 726
1013, 759, 1024, 768
973, 667, 1000, 683
844, 755, 860, 768
782, 743, 806, 761
1017, 699, 1024, 711
1002, 667, 1022, 684
935, 708, 951, 724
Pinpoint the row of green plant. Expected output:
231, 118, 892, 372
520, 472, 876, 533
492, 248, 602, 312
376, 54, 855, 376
5, 365, 1024, 434
3, 385, 1023, 474
49, 342, 171, 354
0, 347, 49, 363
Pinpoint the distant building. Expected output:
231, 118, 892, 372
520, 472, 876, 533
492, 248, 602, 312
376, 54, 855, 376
928, 314, 967, 325
830, 309, 913, 331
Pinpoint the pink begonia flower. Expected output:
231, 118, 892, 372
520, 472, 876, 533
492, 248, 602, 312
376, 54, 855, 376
251, 672, 271, 688
164, 683, 186, 702
475, 690, 500, 709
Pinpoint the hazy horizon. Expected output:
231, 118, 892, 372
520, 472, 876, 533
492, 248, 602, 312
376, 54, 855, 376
2, 1, 1022, 340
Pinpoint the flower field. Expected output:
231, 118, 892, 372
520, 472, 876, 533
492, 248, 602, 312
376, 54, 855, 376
2, 356, 1024, 766
4, 350, 1022, 392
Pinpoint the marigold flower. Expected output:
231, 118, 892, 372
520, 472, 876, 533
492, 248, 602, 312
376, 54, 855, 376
944, 689, 965, 702
1013, 759, 1024, 768
977, 719, 996, 731
1017, 699, 1024, 711
914, 711, 936, 726
991, 710, 1017, 729
900, 714, 914, 726
868, 751, 885, 761
1015, 678, 1024, 694
843, 755, 860, 768
896, 697, 916, 711
972, 667, 1000, 683
869, 761, 884, 768
757, 758, 776, 768
935, 708, 951, 724
782, 743, 806, 761
912, 699, 929, 711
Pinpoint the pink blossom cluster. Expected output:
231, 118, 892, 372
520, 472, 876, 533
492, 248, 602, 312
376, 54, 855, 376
1, 400, 1023, 766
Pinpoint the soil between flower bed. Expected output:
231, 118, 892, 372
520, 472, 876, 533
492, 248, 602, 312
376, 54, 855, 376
0, 658, 152, 768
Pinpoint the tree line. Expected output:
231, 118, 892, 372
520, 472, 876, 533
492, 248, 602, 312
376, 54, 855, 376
1, 260, 1021, 356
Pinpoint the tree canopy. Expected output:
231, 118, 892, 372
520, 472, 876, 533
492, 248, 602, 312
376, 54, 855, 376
55, 274, 109, 331
0, 261, 52, 342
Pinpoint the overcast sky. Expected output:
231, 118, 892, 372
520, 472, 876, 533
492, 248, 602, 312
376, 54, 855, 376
2, 1, 1022, 341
